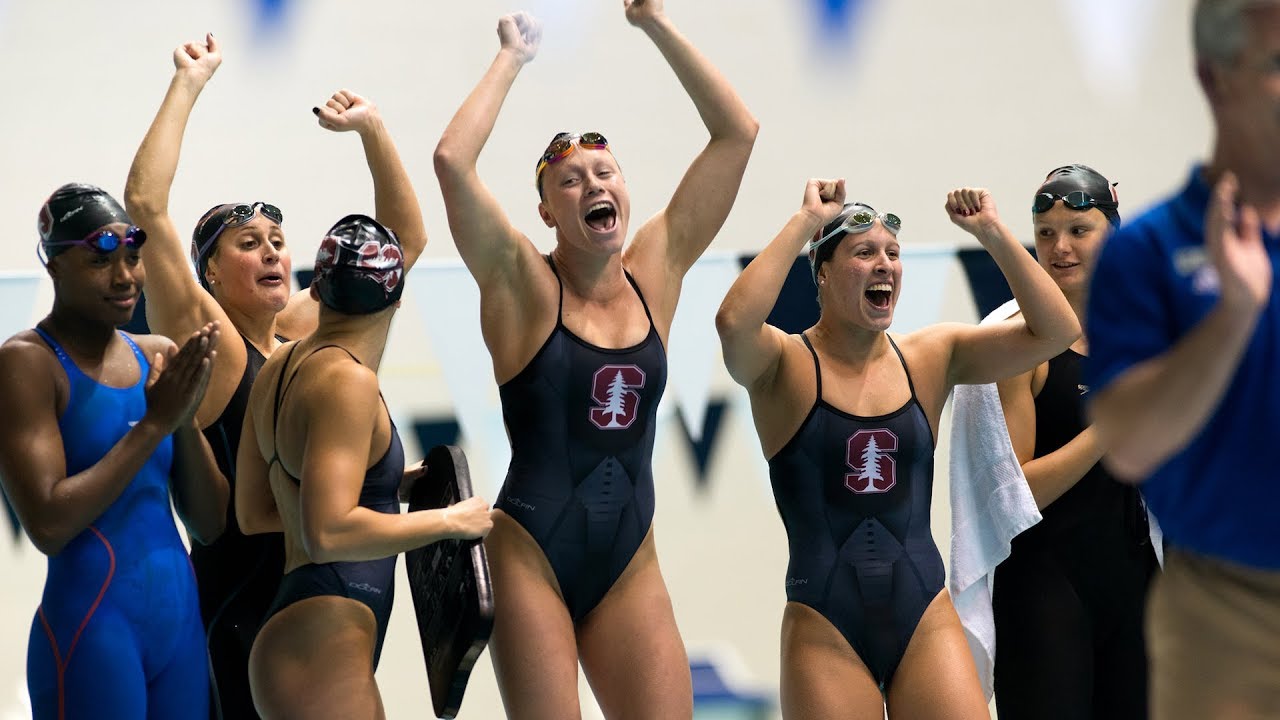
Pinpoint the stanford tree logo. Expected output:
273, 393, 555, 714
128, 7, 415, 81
845, 429, 899, 494
589, 365, 646, 430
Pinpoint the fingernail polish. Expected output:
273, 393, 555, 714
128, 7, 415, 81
312, 107, 320, 116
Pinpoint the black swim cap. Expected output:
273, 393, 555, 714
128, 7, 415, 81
1034, 164, 1121, 228
38, 184, 131, 259
191, 204, 236, 288
312, 214, 405, 315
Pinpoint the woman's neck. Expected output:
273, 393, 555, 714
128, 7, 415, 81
40, 307, 116, 360
550, 244, 630, 303
809, 317, 888, 367
304, 310, 394, 371
1064, 287, 1089, 355
219, 299, 279, 356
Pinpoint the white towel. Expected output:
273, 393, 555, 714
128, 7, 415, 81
948, 300, 1041, 700
948, 298, 1163, 700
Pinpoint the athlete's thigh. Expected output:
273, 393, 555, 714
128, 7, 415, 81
577, 541, 691, 720
992, 555, 1094, 719
886, 590, 988, 720
28, 608, 146, 720
779, 602, 884, 720
486, 513, 583, 720
207, 620, 256, 720
249, 597, 382, 720
148, 607, 212, 720
1093, 546, 1156, 720
208, 557, 280, 716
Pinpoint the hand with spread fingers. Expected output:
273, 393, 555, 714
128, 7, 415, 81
144, 322, 220, 433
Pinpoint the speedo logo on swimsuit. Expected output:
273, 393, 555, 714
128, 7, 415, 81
589, 364, 646, 430
506, 497, 536, 512
1078, 384, 1089, 396
348, 582, 383, 595
844, 429, 899, 494
785, 577, 809, 587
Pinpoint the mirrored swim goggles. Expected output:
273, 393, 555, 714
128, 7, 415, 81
808, 203, 902, 253
1031, 190, 1116, 214
534, 132, 610, 186
39, 225, 147, 265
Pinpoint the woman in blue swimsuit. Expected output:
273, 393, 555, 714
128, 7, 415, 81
0, 183, 226, 719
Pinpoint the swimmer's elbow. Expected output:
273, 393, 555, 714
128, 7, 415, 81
187, 513, 227, 546
734, 115, 761, 145
301, 523, 343, 564
714, 303, 734, 337
24, 515, 76, 557
1056, 319, 1083, 350
710, 113, 760, 148
238, 516, 265, 536
1022, 316, 1080, 354
432, 142, 467, 182
238, 504, 280, 537
714, 300, 750, 340
1048, 319, 1083, 349
122, 184, 166, 221
235, 493, 268, 536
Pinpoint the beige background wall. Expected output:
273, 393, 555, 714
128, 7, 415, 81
0, 0, 1207, 716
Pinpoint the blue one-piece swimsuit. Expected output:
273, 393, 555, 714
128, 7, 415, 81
27, 327, 208, 719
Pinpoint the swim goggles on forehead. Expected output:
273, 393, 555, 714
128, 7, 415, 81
192, 201, 284, 263
220, 202, 284, 228
534, 132, 610, 184
39, 225, 148, 264
1031, 190, 1115, 214
809, 203, 902, 251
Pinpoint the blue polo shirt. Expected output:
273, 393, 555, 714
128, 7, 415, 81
1086, 166, 1280, 570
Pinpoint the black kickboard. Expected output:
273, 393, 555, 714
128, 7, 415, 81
405, 445, 495, 719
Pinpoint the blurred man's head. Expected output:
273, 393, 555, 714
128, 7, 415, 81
1195, 1, 1280, 176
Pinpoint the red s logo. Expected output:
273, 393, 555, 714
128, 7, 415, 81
589, 365, 646, 430
845, 429, 898, 494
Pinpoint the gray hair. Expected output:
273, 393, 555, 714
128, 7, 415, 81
1195, 0, 1280, 64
